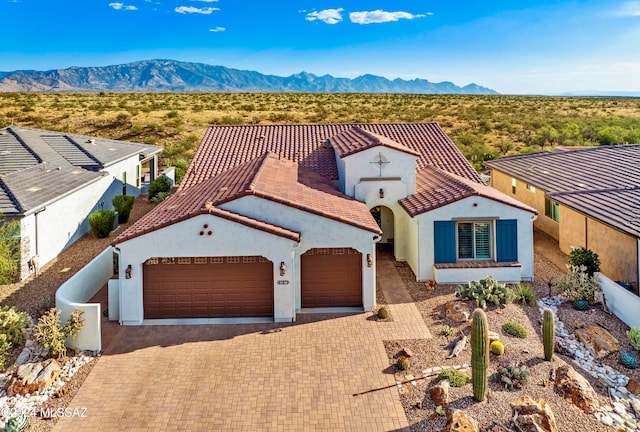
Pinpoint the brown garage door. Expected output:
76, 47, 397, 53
143, 256, 273, 319
301, 248, 362, 308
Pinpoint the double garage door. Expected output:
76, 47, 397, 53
143, 249, 363, 319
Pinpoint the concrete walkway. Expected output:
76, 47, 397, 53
54, 258, 430, 431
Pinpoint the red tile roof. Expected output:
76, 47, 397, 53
328, 126, 420, 158
180, 123, 481, 190
400, 166, 537, 217
115, 152, 380, 244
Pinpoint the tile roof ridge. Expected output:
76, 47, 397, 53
550, 185, 640, 197
248, 151, 285, 191
0, 176, 22, 213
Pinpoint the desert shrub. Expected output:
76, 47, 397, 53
437, 369, 470, 387
502, 321, 528, 338
455, 276, 514, 309
172, 159, 188, 184
148, 176, 172, 201
0, 213, 20, 285
0, 334, 11, 370
376, 306, 390, 319
569, 247, 600, 276
627, 327, 640, 351
491, 363, 530, 390
112, 195, 135, 224
150, 191, 171, 204
34, 308, 85, 359
0, 306, 29, 346
88, 210, 115, 238
514, 283, 536, 305
441, 324, 455, 337
555, 265, 601, 304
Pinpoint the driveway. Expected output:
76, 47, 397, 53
54, 253, 430, 431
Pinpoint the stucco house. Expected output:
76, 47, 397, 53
113, 123, 536, 324
0, 126, 161, 280
486, 145, 640, 292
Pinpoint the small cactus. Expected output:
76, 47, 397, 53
621, 351, 639, 369
377, 306, 390, 319
5, 414, 30, 432
543, 308, 555, 361
471, 308, 489, 401
397, 356, 410, 370
490, 340, 505, 355
573, 299, 590, 311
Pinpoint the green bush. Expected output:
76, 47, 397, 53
0, 334, 11, 370
441, 324, 456, 337
377, 306, 390, 319
491, 363, 530, 390
34, 308, 85, 359
502, 321, 528, 338
88, 210, 115, 238
455, 276, 514, 309
112, 195, 135, 224
514, 282, 536, 306
555, 265, 601, 304
569, 248, 600, 276
0, 306, 29, 346
173, 159, 188, 184
437, 369, 470, 387
148, 176, 172, 201
627, 327, 640, 351
150, 191, 171, 204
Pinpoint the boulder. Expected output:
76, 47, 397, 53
444, 301, 470, 323
574, 326, 619, 359
430, 379, 450, 407
554, 366, 599, 414
510, 395, 558, 432
627, 378, 640, 396
7, 359, 62, 396
445, 409, 479, 432
488, 331, 500, 342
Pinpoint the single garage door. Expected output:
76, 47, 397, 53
301, 248, 362, 308
143, 256, 273, 319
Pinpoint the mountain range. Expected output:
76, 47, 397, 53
0, 59, 498, 94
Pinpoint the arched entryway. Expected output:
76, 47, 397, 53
370, 206, 395, 250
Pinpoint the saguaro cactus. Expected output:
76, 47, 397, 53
543, 308, 555, 361
471, 308, 489, 401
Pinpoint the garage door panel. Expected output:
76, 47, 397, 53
301, 248, 362, 308
143, 257, 273, 319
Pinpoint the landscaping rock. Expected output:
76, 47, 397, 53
554, 365, 599, 414
7, 359, 62, 396
574, 326, 619, 359
445, 409, 479, 432
444, 301, 470, 323
488, 331, 500, 342
510, 395, 558, 432
627, 378, 640, 396
430, 379, 449, 407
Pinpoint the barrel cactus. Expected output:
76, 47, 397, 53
573, 299, 590, 311
5, 414, 30, 432
543, 308, 555, 361
621, 351, 639, 369
397, 356, 410, 371
490, 340, 504, 355
471, 308, 489, 401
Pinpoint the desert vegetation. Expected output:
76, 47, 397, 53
1, 92, 639, 170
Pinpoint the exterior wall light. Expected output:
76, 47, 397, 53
279, 262, 286, 276
367, 254, 373, 267
379, 188, 384, 199
125, 264, 132, 279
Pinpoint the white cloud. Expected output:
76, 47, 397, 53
109, 2, 138, 11
209, 26, 226, 32
306, 8, 344, 25
617, 1, 640, 16
175, 5, 219, 14
349, 10, 425, 24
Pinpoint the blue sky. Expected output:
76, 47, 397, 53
1, 0, 639, 94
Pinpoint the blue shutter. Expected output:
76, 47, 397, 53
434, 221, 456, 264
496, 219, 518, 262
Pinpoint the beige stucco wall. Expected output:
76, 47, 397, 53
558, 206, 587, 254
490, 169, 559, 240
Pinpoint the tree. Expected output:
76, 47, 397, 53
0, 214, 20, 284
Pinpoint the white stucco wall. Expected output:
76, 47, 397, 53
405, 210, 419, 274
598, 272, 640, 328
413, 196, 536, 282
102, 157, 143, 196
222, 196, 378, 311
116, 213, 298, 325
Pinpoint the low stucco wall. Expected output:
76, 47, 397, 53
55, 246, 114, 352
598, 272, 640, 328
434, 266, 523, 284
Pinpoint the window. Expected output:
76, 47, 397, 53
458, 222, 492, 259
545, 198, 560, 222
526, 184, 536, 192
511, 178, 516, 194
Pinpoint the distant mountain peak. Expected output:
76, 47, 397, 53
0, 59, 499, 94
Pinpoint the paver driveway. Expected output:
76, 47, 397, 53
54, 255, 430, 431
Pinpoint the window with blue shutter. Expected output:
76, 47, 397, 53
496, 219, 518, 262
434, 221, 456, 264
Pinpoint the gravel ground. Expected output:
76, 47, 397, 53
385, 238, 626, 431
0, 196, 154, 432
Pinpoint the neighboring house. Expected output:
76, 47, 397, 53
486, 145, 640, 292
114, 123, 536, 324
0, 126, 161, 280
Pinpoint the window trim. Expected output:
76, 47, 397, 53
456, 220, 494, 260
511, 178, 516, 194
526, 183, 536, 192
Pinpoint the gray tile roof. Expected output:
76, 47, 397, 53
0, 126, 162, 215
485, 145, 640, 238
